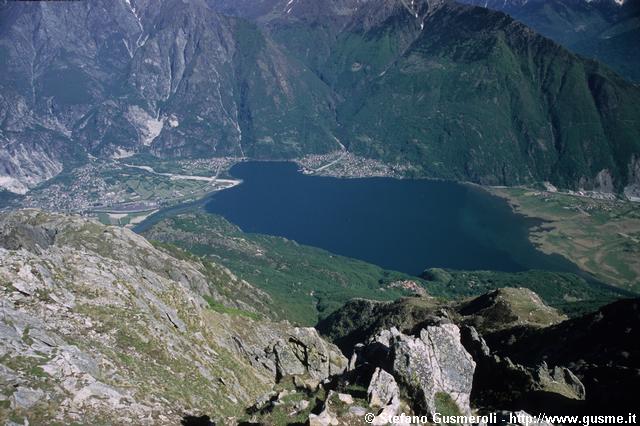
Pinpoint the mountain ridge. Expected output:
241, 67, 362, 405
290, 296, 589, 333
459, 0, 640, 81
0, 209, 348, 424
1, 209, 637, 423
1, 0, 639, 196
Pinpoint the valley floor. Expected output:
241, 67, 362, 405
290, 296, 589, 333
15, 157, 242, 227
489, 187, 640, 292
10, 154, 640, 297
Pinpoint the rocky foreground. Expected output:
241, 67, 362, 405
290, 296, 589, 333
0, 210, 638, 425
0, 210, 346, 424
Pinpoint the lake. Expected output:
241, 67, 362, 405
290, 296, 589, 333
202, 161, 582, 276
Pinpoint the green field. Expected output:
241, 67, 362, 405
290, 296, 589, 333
99, 167, 218, 204
491, 187, 640, 292
22, 160, 227, 227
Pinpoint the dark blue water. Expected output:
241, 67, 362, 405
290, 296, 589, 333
203, 161, 582, 276
0, 190, 20, 211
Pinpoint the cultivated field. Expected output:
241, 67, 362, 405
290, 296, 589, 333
490, 187, 640, 292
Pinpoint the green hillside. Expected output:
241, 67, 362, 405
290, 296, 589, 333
328, 3, 640, 189
2, 0, 640, 194
142, 211, 624, 323
143, 213, 422, 324
461, 0, 640, 82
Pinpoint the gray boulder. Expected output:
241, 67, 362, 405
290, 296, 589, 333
228, 323, 347, 385
274, 327, 347, 381
349, 406, 367, 416
10, 387, 45, 410
534, 363, 586, 400
367, 367, 400, 409
390, 323, 475, 416
308, 409, 338, 426
308, 391, 339, 426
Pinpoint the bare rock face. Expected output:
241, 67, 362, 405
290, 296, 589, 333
535, 364, 586, 400
0, 143, 63, 194
368, 367, 400, 409
390, 323, 476, 416
0, 210, 346, 424
0, 215, 58, 252
625, 154, 640, 201
368, 367, 402, 425
272, 328, 348, 381
225, 323, 347, 384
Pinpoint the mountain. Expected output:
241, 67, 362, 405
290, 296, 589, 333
318, 289, 640, 415
321, 1, 640, 190
0, 209, 348, 424
212, 0, 366, 23
485, 297, 640, 413
459, 0, 640, 82
1, 0, 640, 195
0, 0, 339, 193
1, 209, 637, 424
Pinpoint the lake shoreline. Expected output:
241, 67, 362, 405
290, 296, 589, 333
130, 160, 637, 299
487, 186, 640, 293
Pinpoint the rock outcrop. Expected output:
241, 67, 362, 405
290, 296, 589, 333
317, 287, 569, 357
367, 367, 402, 424
308, 390, 340, 426
274, 328, 348, 381
461, 326, 585, 411
1, 209, 636, 425
318, 288, 619, 421
391, 324, 476, 416
338, 323, 475, 419
367, 367, 400, 409
230, 325, 347, 384
0, 210, 345, 425
485, 298, 640, 413
458, 288, 567, 333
